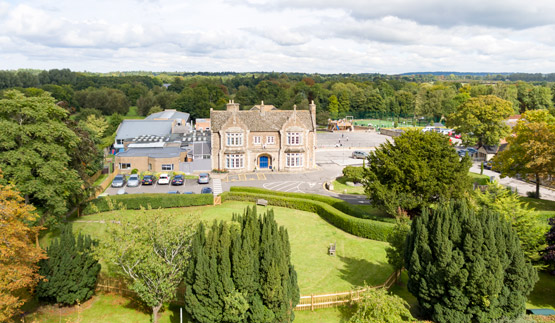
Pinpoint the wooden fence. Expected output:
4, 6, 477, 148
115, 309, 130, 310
93, 169, 119, 198
94, 270, 401, 311
295, 270, 401, 311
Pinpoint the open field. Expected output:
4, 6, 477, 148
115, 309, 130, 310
353, 118, 419, 128
41, 201, 392, 295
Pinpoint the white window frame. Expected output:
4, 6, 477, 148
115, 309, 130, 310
253, 136, 261, 145
286, 153, 303, 167
226, 133, 243, 146
225, 154, 244, 169
161, 164, 174, 171
119, 163, 131, 170
287, 132, 302, 145
267, 136, 275, 145
116, 139, 124, 145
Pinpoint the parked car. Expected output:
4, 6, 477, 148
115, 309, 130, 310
171, 174, 184, 185
167, 190, 180, 194
127, 174, 140, 187
158, 173, 170, 185
351, 151, 368, 159
466, 147, 478, 155
142, 175, 155, 185
457, 149, 468, 157
201, 187, 213, 194
452, 133, 462, 139
111, 174, 126, 188
198, 173, 210, 184
183, 191, 194, 194
483, 161, 493, 170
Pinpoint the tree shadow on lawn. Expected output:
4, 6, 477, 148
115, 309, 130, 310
337, 256, 392, 288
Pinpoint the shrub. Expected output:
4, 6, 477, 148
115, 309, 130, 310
131, 168, 138, 174
229, 187, 374, 220
83, 193, 213, 214
526, 191, 541, 199
348, 286, 414, 323
343, 166, 364, 183
221, 191, 394, 242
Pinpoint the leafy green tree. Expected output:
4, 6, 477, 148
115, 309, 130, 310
447, 95, 513, 146
148, 105, 163, 116
37, 226, 100, 305
385, 217, 411, 270
342, 166, 364, 183
363, 130, 471, 216
0, 90, 84, 223
185, 206, 299, 323
405, 201, 537, 323
473, 181, 548, 264
96, 211, 198, 323
79, 114, 108, 141
348, 286, 414, 323
494, 109, 555, 198
328, 95, 339, 119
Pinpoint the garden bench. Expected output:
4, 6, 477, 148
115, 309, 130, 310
257, 199, 268, 207
329, 243, 336, 256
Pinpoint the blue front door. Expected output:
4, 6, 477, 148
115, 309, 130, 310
259, 156, 269, 168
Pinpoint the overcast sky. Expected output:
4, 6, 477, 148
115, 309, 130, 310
1, 0, 555, 74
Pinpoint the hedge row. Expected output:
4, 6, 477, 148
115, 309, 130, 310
83, 193, 213, 214
221, 191, 394, 242
229, 186, 372, 219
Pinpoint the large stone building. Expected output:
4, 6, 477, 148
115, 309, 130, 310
211, 100, 317, 172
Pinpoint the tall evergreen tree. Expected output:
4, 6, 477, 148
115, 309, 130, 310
542, 217, 555, 274
37, 225, 100, 305
404, 201, 537, 323
185, 206, 299, 323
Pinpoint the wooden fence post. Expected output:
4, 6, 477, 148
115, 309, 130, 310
311, 294, 314, 311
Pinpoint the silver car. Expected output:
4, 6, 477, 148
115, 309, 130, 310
127, 174, 140, 187
352, 151, 368, 159
111, 174, 126, 188
198, 173, 210, 184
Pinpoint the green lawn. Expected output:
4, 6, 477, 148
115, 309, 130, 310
41, 201, 392, 295
332, 176, 365, 195
93, 173, 109, 186
520, 197, 555, 224
469, 172, 491, 185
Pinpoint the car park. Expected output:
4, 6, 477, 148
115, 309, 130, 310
127, 174, 140, 187
198, 173, 210, 184
201, 187, 213, 194
142, 175, 155, 185
167, 190, 180, 194
111, 174, 126, 188
117, 188, 127, 195
158, 173, 170, 185
351, 151, 368, 159
171, 174, 184, 185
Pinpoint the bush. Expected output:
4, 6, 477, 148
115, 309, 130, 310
229, 187, 373, 220
221, 191, 394, 242
83, 193, 213, 214
131, 168, 138, 174
343, 166, 364, 183
526, 191, 541, 199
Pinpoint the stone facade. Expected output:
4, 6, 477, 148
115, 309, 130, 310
211, 100, 317, 172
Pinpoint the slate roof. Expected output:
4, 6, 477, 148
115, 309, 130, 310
115, 120, 174, 140
211, 110, 315, 132
145, 110, 190, 122
116, 147, 185, 158
479, 143, 508, 154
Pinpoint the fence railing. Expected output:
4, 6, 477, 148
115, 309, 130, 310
94, 270, 401, 311
92, 169, 119, 198
295, 270, 401, 311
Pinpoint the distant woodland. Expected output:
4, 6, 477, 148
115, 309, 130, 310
1, 69, 554, 123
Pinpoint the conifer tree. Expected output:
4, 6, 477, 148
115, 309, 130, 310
404, 201, 537, 323
542, 217, 555, 274
185, 206, 299, 323
37, 225, 100, 305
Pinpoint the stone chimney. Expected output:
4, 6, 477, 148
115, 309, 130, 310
226, 99, 240, 112
309, 100, 316, 116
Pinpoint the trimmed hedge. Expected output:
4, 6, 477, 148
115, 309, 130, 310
229, 186, 374, 219
83, 193, 213, 215
221, 191, 394, 242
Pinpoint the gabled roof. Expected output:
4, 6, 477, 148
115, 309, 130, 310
478, 143, 508, 154
211, 110, 314, 132
145, 109, 190, 122
115, 120, 174, 140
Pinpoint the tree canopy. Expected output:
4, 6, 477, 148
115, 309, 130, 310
405, 201, 537, 322
0, 90, 84, 223
0, 181, 46, 321
447, 95, 514, 146
494, 109, 555, 198
363, 130, 472, 216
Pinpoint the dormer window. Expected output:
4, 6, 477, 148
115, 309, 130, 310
287, 132, 302, 145
226, 133, 243, 146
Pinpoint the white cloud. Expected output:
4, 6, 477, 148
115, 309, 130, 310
0, 0, 555, 73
